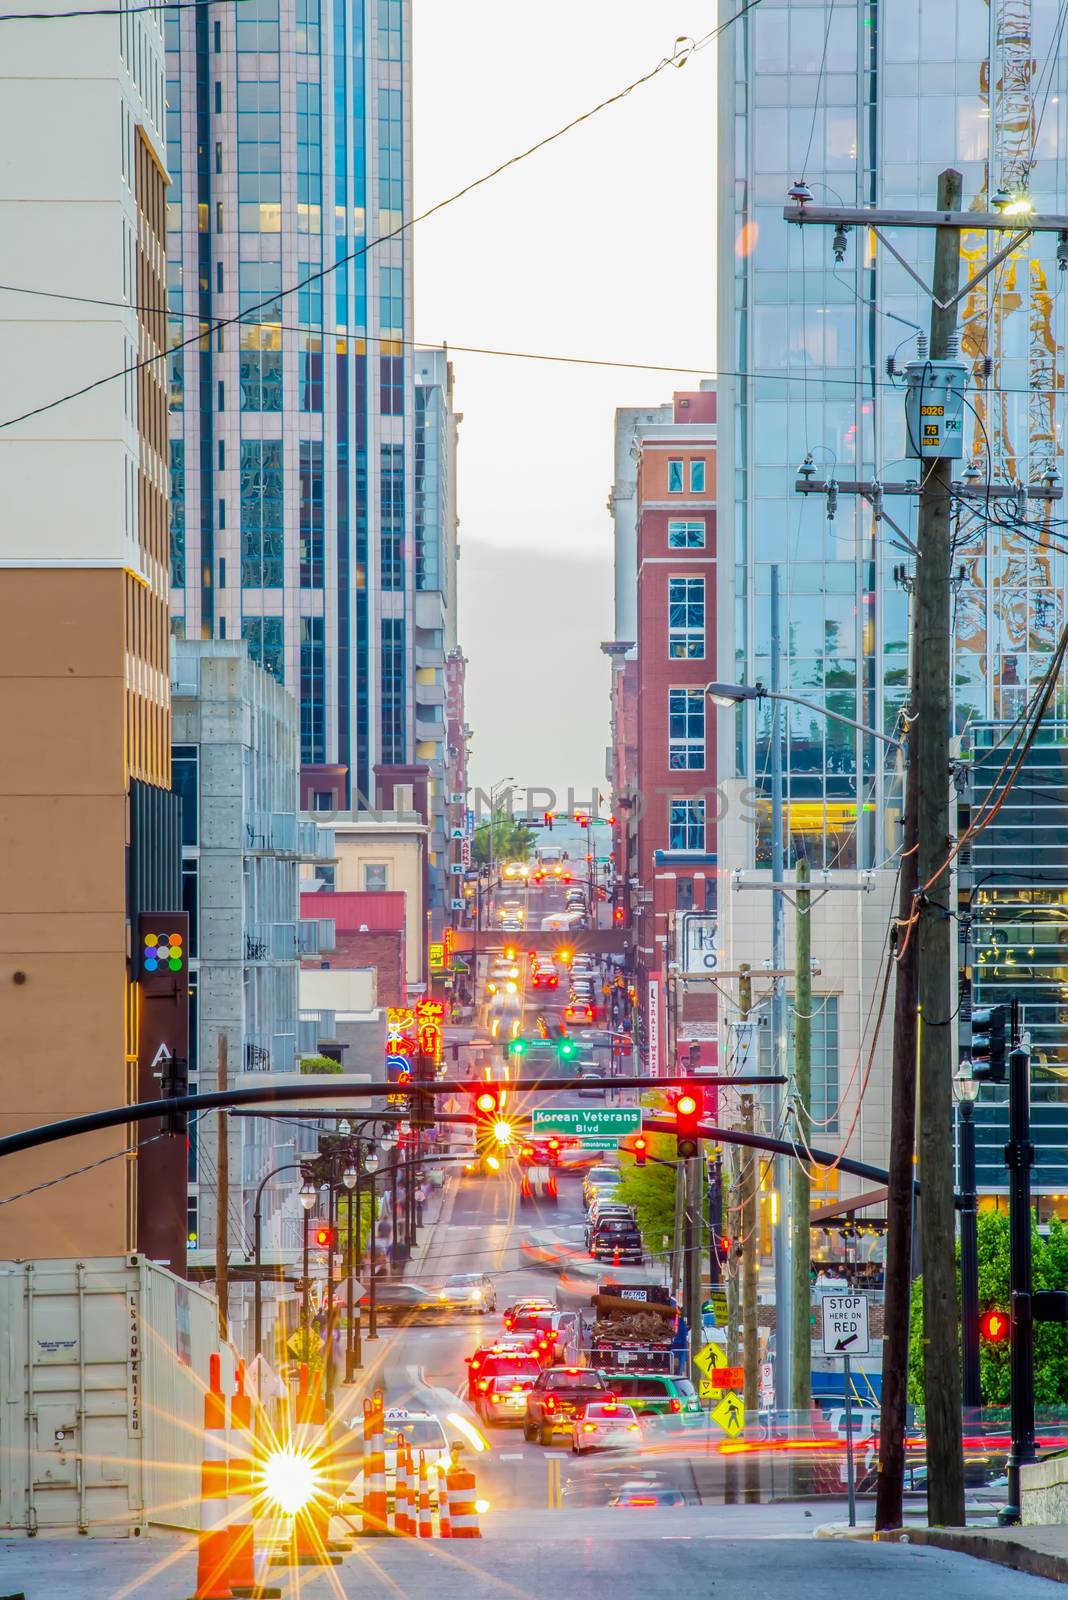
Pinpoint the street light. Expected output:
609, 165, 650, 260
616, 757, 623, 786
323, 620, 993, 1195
342, 1163, 358, 1191
704, 680, 905, 750
298, 1180, 317, 1211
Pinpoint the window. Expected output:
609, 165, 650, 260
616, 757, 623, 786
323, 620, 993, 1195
172, 744, 199, 846
364, 863, 389, 891
667, 459, 684, 493
669, 797, 705, 852
676, 876, 694, 910
668, 519, 705, 549
759, 995, 840, 1134
381, 444, 404, 588
300, 616, 326, 765
299, 440, 324, 587
240, 440, 283, 586
242, 616, 284, 682
380, 616, 406, 762
668, 576, 705, 659
690, 459, 707, 493
668, 688, 705, 770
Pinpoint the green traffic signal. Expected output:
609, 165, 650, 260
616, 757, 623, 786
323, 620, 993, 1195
508, 1037, 528, 1057
558, 1038, 576, 1059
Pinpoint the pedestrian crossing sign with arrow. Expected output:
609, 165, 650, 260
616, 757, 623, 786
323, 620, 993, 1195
711, 1391, 745, 1438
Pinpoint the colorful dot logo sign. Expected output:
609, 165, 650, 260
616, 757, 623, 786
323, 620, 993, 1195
144, 931, 184, 975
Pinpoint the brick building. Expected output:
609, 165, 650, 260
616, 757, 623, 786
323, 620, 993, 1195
612, 388, 718, 1075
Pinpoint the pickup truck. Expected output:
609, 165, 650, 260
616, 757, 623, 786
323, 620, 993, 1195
523, 1366, 610, 1444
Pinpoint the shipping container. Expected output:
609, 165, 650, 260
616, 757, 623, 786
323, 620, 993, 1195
0, 1254, 234, 1536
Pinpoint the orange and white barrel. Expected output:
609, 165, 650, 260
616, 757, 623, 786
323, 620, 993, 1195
186, 1352, 233, 1600
445, 1464, 482, 1538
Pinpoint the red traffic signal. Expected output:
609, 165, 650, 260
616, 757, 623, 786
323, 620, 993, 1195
980, 1308, 1010, 1343
312, 1224, 336, 1249
547, 1136, 561, 1167
613, 906, 625, 925
632, 1135, 648, 1168
474, 1089, 499, 1117
672, 1086, 703, 1159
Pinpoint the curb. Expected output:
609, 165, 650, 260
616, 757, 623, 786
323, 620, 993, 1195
815, 1523, 876, 1540
899, 1527, 1068, 1585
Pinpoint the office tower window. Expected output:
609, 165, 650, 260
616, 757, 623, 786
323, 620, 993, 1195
300, 616, 326, 764
380, 443, 404, 589
170, 439, 186, 585
668, 576, 705, 659
669, 797, 705, 852
667, 519, 705, 548
668, 688, 705, 770
760, 995, 840, 1134
299, 439, 324, 587
381, 616, 405, 762
242, 616, 284, 682
240, 440, 283, 586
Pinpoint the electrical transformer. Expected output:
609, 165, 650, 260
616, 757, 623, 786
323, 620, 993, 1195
903, 358, 968, 459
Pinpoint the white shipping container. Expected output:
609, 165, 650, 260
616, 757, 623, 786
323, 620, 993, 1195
0, 1254, 235, 1536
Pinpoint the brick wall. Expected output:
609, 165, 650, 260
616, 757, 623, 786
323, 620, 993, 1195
304, 929, 406, 1006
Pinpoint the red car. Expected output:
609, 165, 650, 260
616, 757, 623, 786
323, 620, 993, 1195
532, 966, 559, 990
466, 1346, 542, 1404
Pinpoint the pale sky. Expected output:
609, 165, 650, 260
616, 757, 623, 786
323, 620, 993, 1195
412, 1, 717, 798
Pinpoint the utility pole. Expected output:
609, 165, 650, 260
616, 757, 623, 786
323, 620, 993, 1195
914, 168, 966, 1529
876, 667, 920, 1531
215, 1033, 229, 1342
791, 857, 812, 1421
769, 564, 792, 1409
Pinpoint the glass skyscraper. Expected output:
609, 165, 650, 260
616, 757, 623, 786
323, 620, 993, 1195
717, 0, 1068, 873
717, 0, 1068, 1190
165, 0, 414, 806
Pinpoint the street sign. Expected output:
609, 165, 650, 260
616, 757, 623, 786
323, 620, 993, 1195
693, 1341, 726, 1377
531, 1107, 641, 1136
450, 898, 465, 911
821, 1293, 871, 1357
702, 1290, 729, 1327
578, 1136, 620, 1152
710, 1391, 745, 1437
706, 1366, 744, 1390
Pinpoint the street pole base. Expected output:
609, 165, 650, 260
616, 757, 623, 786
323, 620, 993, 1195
997, 1504, 1021, 1526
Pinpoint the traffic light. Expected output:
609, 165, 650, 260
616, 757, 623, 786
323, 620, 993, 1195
546, 1137, 561, 1167
613, 906, 625, 925
556, 947, 574, 967
544, 811, 555, 830
576, 813, 589, 828
312, 1223, 336, 1250
410, 1052, 435, 1129
979, 1308, 1010, 1343
556, 1030, 577, 1061
507, 1036, 528, 1059
632, 1135, 648, 1168
160, 1055, 189, 1137
971, 1005, 1007, 1083
672, 1086, 703, 1159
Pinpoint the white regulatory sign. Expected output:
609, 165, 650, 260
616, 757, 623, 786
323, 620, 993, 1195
821, 1293, 870, 1358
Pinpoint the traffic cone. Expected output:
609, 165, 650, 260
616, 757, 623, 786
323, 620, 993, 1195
269, 1365, 340, 1569
418, 1451, 432, 1539
437, 1465, 452, 1540
362, 1390, 388, 1534
445, 1462, 482, 1538
226, 1362, 281, 1600
185, 1353, 234, 1600
394, 1442, 409, 1536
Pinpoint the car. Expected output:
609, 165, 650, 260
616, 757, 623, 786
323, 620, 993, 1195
465, 1346, 543, 1403
578, 1070, 604, 1098
358, 1281, 445, 1326
584, 1204, 632, 1247
566, 1000, 597, 1023
490, 959, 520, 981
524, 1367, 611, 1445
502, 861, 530, 882
564, 891, 586, 910
590, 1216, 643, 1263
532, 964, 559, 990
602, 1374, 702, 1421
498, 899, 525, 923
572, 1400, 643, 1454
344, 1408, 451, 1506
607, 1483, 686, 1508
500, 917, 523, 932
437, 1273, 497, 1314
479, 1374, 538, 1427
583, 1166, 619, 1204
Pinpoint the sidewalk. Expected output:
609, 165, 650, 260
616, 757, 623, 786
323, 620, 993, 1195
819, 1516, 1068, 1585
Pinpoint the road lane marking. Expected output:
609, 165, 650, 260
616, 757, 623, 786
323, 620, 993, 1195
499, 1453, 524, 1461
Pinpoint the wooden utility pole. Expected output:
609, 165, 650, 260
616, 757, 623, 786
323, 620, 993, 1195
876, 565, 922, 1530
791, 858, 812, 1421
914, 168, 966, 1529
216, 1033, 229, 1342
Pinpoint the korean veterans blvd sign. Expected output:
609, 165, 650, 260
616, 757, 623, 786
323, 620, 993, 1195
530, 1107, 641, 1137
821, 1293, 870, 1357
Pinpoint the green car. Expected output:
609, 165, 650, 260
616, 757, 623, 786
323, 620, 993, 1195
602, 1373, 702, 1422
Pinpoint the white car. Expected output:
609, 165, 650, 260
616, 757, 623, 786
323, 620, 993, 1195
437, 1272, 498, 1313
345, 1408, 451, 1504
572, 1400, 643, 1454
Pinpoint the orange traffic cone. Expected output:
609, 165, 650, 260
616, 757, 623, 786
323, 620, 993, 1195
185, 1353, 234, 1600
418, 1451, 433, 1539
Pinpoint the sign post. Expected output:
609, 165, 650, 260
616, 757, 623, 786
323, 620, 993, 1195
821, 1293, 870, 1528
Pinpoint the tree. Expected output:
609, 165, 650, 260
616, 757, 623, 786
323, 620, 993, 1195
908, 1210, 1068, 1407
615, 1131, 678, 1260
300, 1055, 344, 1074
471, 811, 536, 867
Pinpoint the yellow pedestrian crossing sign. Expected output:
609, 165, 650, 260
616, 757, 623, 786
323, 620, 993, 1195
693, 1341, 726, 1376
711, 1390, 745, 1438
287, 1329, 323, 1356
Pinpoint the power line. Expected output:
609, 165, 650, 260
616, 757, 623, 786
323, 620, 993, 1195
0, 0, 248, 18
0, 8, 762, 432
0, 1134, 165, 1208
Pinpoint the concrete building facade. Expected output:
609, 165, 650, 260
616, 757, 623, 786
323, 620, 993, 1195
171, 640, 334, 1252
0, 4, 178, 1259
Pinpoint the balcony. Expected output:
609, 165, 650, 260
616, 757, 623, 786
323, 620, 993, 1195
244, 921, 309, 962
297, 820, 336, 863
298, 917, 335, 958
416, 718, 445, 745
243, 1033, 273, 1071
246, 811, 297, 855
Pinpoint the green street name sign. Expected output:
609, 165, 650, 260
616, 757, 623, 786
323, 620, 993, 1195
531, 1107, 641, 1136
579, 1136, 620, 1151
